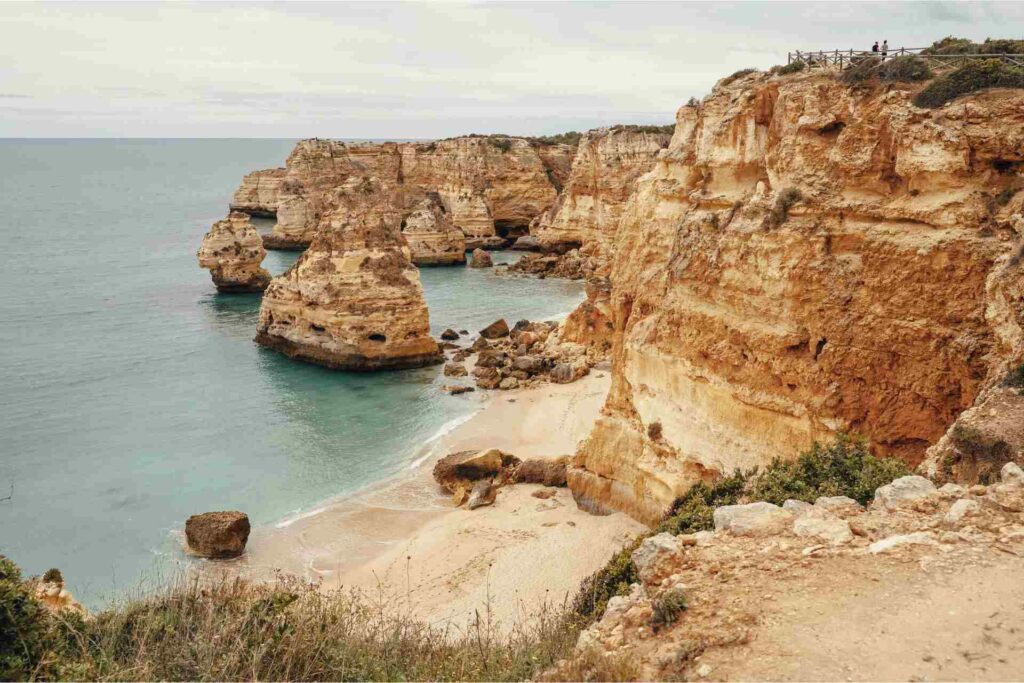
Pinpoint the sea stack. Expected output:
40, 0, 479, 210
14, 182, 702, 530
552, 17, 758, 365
255, 199, 443, 370
401, 193, 466, 265
196, 211, 271, 292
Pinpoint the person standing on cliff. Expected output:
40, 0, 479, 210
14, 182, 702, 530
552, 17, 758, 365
881, 39, 889, 60
872, 41, 879, 54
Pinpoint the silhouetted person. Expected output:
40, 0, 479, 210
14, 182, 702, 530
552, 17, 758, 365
872, 41, 879, 53
882, 40, 889, 59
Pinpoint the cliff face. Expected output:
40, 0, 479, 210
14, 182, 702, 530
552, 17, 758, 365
531, 127, 671, 275
261, 136, 567, 251
255, 190, 442, 370
402, 193, 466, 265
230, 168, 286, 217
571, 72, 1024, 523
197, 212, 271, 292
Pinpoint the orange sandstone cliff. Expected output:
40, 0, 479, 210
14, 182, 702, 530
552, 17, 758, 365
254, 186, 442, 370
570, 71, 1024, 523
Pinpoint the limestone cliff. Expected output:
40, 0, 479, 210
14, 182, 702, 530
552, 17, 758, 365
197, 212, 271, 292
571, 71, 1024, 523
230, 168, 286, 217
531, 127, 671, 276
260, 136, 566, 251
255, 191, 442, 370
402, 193, 466, 265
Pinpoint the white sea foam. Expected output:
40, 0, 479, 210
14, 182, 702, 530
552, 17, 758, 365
408, 410, 480, 469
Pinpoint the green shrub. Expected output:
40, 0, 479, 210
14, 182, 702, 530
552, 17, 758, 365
923, 37, 1024, 56
0, 555, 68, 681
878, 56, 932, 82
775, 60, 806, 75
655, 469, 749, 536
490, 137, 514, 153
1006, 363, 1024, 389
525, 131, 582, 147
571, 538, 641, 621
913, 59, 1024, 108
649, 589, 688, 631
748, 433, 910, 506
722, 68, 758, 86
840, 55, 882, 84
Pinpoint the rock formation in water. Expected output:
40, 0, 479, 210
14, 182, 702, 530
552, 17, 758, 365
255, 194, 443, 370
196, 211, 271, 292
530, 126, 671, 277
401, 193, 466, 265
570, 71, 1024, 523
258, 136, 570, 251
230, 168, 286, 217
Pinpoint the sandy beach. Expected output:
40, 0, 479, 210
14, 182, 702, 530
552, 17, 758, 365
232, 368, 646, 627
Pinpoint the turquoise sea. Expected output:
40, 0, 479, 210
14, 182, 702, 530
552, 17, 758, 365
0, 139, 584, 609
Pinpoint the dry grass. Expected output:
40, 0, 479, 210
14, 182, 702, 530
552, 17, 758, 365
5, 568, 583, 682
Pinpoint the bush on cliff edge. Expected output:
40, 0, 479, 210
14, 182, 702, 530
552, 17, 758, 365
572, 433, 910, 622
914, 59, 1024, 108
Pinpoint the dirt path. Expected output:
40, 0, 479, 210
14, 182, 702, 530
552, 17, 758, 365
702, 551, 1024, 681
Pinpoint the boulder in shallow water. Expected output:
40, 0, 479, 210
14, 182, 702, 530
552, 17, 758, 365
185, 511, 250, 558
469, 248, 494, 268
479, 319, 510, 339
440, 328, 460, 341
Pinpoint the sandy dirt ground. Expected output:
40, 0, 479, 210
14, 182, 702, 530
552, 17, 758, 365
229, 369, 644, 628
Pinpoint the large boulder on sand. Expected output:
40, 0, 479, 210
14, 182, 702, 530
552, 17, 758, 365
185, 511, 251, 558
432, 448, 519, 496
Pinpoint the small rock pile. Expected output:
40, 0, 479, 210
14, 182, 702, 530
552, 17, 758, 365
437, 318, 596, 393
432, 448, 568, 509
562, 465, 1024, 680
506, 249, 588, 280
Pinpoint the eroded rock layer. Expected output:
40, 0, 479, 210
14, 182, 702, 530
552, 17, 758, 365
531, 127, 671, 276
255, 194, 442, 370
230, 168, 286, 217
260, 136, 568, 251
571, 72, 1024, 523
196, 212, 271, 292
402, 193, 466, 265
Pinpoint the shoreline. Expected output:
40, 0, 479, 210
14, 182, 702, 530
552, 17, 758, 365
220, 368, 646, 626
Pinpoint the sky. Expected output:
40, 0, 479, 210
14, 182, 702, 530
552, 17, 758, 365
1, 1, 1020, 138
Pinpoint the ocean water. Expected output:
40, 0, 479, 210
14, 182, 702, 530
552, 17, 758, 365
0, 139, 584, 609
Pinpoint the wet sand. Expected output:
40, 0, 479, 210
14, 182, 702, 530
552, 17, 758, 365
232, 369, 646, 627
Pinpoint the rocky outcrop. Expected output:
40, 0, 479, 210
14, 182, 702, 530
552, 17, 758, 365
563, 468, 1024, 681
255, 197, 443, 370
230, 167, 286, 217
185, 511, 250, 559
530, 126, 671, 277
401, 193, 466, 265
197, 212, 271, 292
571, 72, 1024, 524
469, 248, 493, 268
255, 136, 569, 252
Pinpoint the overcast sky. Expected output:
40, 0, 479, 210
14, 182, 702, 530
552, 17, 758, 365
1, 1, 1019, 138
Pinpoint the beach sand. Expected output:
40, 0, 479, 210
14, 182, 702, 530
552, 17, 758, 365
233, 369, 645, 627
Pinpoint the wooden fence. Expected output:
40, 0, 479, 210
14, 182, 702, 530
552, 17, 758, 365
788, 47, 1024, 71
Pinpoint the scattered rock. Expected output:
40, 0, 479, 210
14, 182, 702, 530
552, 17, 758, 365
479, 319, 510, 339
442, 385, 474, 395
782, 499, 813, 515
443, 362, 468, 377
471, 336, 491, 352
499, 376, 520, 390
1002, 461, 1024, 485
467, 478, 497, 509
440, 328, 460, 341
185, 511, 251, 559
512, 235, 542, 251
469, 248, 494, 268
793, 509, 853, 545
631, 532, 681, 583
944, 498, 980, 525
713, 502, 794, 537
938, 483, 967, 498
532, 489, 557, 499
868, 531, 937, 554
872, 475, 937, 511
814, 495, 863, 517
433, 448, 509, 494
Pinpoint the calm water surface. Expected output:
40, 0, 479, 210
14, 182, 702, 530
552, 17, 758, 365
0, 139, 584, 608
